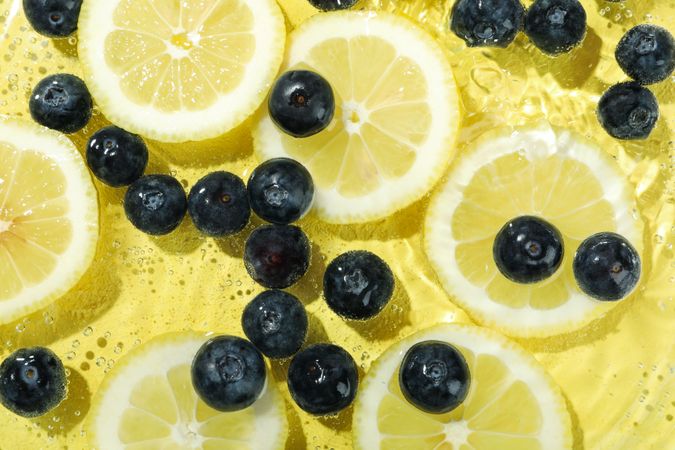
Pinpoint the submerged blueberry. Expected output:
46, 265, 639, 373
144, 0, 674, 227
268, 70, 335, 138
573, 232, 640, 301
524, 0, 587, 55
307, 0, 357, 11
493, 216, 564, 284
23, 0, 83, 38
124, 175, 187, 235
29, 73, 92, 133
287, 343, 358, 415
86, 126, 148, 187
323, 250, 394, 320
597, 82, 659, 140
450, 0, 525, 48
191, 336, 266, 412
615, 24, 675, 85
242, 290, 308, 359
244, 225, 311, 289
248, 158, 314, 225
0, 347, 67, 418
399, 341, 470, 414
188, 171, 250, 236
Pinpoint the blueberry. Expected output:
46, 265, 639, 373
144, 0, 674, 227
615, 24, 675, 85
244, 225, 311, 289
191, 336, 266, 412
597, 82, 659, 140
29, 73, 92, 133
188, 171, 250, 237
524, 0, 586, 55
573, 232, 640, 301
399, 341, 470, 414
323, 250, 394, 320
269, 70, 335, 138
287, 343, 358, 415
242, 290, 308, 359
0, 347, 66, 418
124, 175, 187, 235
248, 158, 314, 225
493, 216, 564, 284
307, 0, 357, 11
23, 0, 82, 38
86, 126, 148, 187
450, 0, 525, 48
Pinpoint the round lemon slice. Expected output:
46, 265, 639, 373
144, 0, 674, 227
425, 124, 644, 338
253, 11, 461, 224
78, 0, 286, 143
0, 118, 98, 324
88, 332, 288, 450
354, 323, 573, 450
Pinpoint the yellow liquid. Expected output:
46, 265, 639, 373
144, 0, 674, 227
0, 0, 673, 448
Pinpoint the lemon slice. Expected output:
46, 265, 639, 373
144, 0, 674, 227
425, 124, 644, 338
354, 323, 572, 450
88, 332, 288, 450
253, 11, 460, 224
78, 0, 286, 143
0, 118, 98, 324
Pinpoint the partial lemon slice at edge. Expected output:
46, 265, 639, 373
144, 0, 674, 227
88, 331, 288, 450
0, 118, 98, 324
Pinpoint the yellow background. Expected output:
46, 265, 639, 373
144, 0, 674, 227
0, 0, 673, 448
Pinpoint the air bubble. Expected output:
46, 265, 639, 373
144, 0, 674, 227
95, 357, 106, 367
83, 327, 93, 336
65, 352, 76, 360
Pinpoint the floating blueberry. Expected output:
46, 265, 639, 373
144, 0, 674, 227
23, 0, 83, 38
493, 216, 564, 284
399, 341, 470, 414
524, 0, 586, 55
287, 343, 358, 415
244, 225, 311, 289
573, 232, 640, 301
323, 250, 394, 320
242, 290, 308, 359
188, 171, 250, 236
124, 175, 187, 235
450, 0, 525, 48
597, 82, 659, 140
307, 0, 357, 11
191, 336, 266, 412
268, 70, 335, 138
0, 347, 67, 418
29, 73, 92, 133
86, 126, 148, 187
615, 24, 675, 85
248, 158, 314, 225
